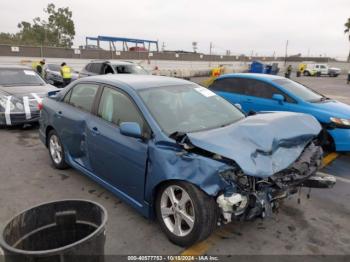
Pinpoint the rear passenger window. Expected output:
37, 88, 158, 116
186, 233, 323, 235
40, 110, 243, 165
98, 87, 145, 131
67, 83, 99, 112
85, 64, 92, 72
209, 78, 246, 95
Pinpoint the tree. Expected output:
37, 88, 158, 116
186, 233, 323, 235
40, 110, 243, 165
0, 3, 75, 47
345, 18, 350, 62
44, 3, 75, 47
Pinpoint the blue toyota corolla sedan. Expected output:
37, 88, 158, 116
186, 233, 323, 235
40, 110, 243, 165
209, 73, 350, 151
39, 74, 335, 246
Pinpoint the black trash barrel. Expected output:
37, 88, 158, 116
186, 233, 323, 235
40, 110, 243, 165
0, 200, 107, 262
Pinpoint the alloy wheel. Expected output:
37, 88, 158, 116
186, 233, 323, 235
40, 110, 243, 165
160, 185, 195, 237
49, 135, 62, 164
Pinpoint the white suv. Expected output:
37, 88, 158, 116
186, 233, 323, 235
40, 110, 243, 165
304, 63, 341, 77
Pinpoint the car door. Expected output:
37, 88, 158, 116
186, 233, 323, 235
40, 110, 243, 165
86, 85, 150, 205
209, 78, 245, 107
319, 65, 328, 75
53, 82, 99, 170
239, 78, 297, 113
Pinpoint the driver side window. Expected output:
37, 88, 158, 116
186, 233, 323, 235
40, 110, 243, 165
97, 87, 146, 132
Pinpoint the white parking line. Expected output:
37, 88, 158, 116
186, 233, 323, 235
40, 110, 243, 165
5, 96, 12, 125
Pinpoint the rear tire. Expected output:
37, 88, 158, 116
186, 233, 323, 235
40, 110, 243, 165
47, 129, 69, 169
155, 181, 218, 247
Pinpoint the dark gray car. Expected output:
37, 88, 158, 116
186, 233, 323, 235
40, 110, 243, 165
44, 64, 78, 87
79, 60, 149, 78
0, 65, 58, 126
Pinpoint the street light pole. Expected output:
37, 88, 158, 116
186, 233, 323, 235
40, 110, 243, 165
284, 40, 289, 66
284, 40, 288, 66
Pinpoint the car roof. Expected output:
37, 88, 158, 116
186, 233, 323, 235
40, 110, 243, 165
0, 65, 32, 70
217, 73, 285, 82
89, 60, 134, 66
81, 74, 193, 90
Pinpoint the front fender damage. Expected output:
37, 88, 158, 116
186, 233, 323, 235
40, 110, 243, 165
144, 141, 235, 209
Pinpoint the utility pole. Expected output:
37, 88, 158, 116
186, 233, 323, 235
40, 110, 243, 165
284, 40, 289, 66
209, 42, 213, 67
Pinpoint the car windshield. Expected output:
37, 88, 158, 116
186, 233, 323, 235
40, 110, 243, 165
113, 64, 148, 75
139, 84, 245, 135
273, 79, 324, 102
47, 64, 61, 71
0, 69, 46, 86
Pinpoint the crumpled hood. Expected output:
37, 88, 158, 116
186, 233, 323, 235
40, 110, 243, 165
187, 112, 322, 177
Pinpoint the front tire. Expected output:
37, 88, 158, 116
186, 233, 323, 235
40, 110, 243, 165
155, 181, 218, 247
303, 71, 311, 76
48, 129, 68, 169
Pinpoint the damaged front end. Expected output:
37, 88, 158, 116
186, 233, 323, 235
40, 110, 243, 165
167, 112, 337, 225
216, 142, 335, 224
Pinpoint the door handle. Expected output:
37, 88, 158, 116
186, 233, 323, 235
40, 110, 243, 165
91, 126, 100, 135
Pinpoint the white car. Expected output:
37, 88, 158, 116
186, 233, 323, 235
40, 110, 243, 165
304, 63, 341, 77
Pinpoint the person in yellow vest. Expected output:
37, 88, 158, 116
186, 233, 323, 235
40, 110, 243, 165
32, 59, 45, 77
60, 62, 72, 87
211, 67, 221, 77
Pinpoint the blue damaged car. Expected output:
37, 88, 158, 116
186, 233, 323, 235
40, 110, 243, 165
39, 75, 335, 246
209, 73, 350, 151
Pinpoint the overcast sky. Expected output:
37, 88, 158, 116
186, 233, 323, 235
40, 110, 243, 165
0, 0, 349, 59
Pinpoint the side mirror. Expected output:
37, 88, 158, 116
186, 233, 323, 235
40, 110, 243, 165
120, 122, 142, 139
272, 94, 285, 104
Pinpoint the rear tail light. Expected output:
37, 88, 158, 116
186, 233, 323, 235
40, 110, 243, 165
38, 102, 43, 111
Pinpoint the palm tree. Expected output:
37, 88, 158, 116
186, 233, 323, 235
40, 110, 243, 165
345, 18, 350, 62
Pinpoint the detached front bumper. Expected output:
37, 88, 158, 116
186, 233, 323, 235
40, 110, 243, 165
216, 142, 336, 223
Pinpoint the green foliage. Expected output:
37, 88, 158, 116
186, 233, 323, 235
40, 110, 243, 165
345, 18, 350, 41
0, 3, 75, 47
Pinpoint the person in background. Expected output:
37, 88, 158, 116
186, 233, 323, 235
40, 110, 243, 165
60, 62, 72, 87
33, 59, 45, 77
285, 65, 292, 78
